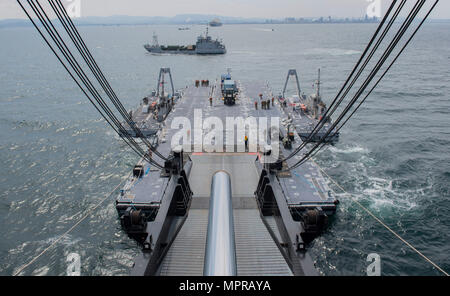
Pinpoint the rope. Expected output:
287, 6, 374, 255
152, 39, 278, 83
12, 175, 129, 276
311, 159, 449, 276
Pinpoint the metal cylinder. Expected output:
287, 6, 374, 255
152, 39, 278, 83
203, 171, 237, 276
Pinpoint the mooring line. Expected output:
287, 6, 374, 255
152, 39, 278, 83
12, 174, 130, 276
311, 159, 449, 276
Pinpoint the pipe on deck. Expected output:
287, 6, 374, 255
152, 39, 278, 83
203, 171, 237, 276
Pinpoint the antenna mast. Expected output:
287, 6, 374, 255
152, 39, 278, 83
152, 32, 159, 47
315, 68, 321, 97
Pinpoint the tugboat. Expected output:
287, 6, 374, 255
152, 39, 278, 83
144, 27, 226, 55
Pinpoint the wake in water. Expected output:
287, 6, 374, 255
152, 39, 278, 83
303, 48, 362, 56
319, 144, 429, 212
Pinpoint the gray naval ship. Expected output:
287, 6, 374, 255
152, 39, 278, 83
116, 68, 338, 276
144, 28, 226, 55
120, 68, 181, 138
280, 69, 339, 143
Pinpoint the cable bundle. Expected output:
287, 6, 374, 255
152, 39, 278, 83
17, 0, 167, 169
279, 0, 439, 171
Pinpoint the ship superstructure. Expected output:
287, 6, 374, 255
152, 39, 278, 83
144, 28, 226, 55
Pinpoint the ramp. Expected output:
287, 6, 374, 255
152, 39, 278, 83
234, 209, 293, 276
159, 209, 209, 276
159, 154, 292, 276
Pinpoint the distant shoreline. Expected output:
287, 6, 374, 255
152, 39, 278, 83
1, 17, 449, 29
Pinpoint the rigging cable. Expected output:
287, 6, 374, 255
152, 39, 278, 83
49, 0, 167, 161
287, 0, 435, 171
299, 0, 440, 168
18, 0, 164, 168
48, 0, 166, 161
280, 0, 401, 163
27, 0, 162, 168
302, 0, 409, 143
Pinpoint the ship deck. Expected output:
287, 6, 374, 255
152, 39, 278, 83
116, 78, 337, 275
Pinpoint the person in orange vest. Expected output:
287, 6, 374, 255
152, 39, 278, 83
148, 148, 153, 159
244, 135, 248, 151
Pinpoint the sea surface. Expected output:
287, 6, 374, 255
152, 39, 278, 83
0, 23, 449, 276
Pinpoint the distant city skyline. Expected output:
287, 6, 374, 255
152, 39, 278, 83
1, 0, 448, 20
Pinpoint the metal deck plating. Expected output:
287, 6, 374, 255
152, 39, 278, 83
116, 74, 338, 276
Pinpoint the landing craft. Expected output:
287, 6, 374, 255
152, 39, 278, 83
144, 28, 226, 55
117, 70, 336, 275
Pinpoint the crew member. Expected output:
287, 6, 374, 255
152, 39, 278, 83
244, 135, 248, 151
148, 148, 153, 159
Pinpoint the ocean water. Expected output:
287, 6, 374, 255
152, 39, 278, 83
0, 23, 449, 276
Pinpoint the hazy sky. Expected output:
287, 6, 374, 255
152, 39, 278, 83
2, 0, 448, 20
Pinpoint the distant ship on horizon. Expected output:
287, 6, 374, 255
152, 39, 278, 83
209, 18, 223, 27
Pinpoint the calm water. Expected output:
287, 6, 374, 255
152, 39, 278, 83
0, 23, 449, 276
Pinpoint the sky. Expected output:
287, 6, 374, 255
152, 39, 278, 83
1, 0, 449, 20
